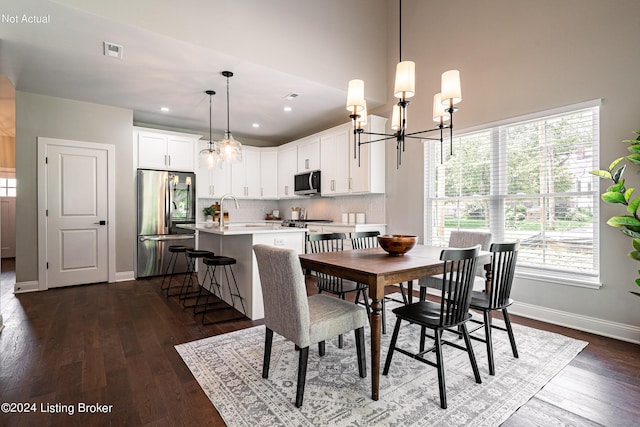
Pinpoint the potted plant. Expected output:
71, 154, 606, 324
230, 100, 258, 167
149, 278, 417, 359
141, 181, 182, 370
202, 205, 216, 221
591, 129, 640, 296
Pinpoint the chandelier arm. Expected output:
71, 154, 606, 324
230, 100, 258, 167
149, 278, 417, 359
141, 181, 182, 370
358, 135, 398, 145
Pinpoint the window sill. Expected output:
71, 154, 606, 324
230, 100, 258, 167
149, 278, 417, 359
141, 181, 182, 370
515, 267, 602, 290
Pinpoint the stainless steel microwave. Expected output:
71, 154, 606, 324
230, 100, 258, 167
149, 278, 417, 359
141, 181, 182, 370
294, 170, 321, 195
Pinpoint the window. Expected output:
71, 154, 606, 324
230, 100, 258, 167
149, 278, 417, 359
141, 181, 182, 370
424, 102, 600, 285
0, 175, 16, 197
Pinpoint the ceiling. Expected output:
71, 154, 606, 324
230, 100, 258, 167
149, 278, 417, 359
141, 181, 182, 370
0, 0, 389, 144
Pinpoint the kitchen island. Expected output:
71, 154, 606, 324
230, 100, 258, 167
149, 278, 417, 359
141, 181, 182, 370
180, 223, 307, 320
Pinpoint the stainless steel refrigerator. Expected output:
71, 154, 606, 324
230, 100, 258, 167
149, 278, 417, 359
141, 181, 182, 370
136, 169, 196, 277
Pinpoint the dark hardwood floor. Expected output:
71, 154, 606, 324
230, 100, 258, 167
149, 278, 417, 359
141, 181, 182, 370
0, 260, 638, 426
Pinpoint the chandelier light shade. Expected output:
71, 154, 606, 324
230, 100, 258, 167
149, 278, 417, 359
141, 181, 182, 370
218, 70, 243, 164
346, 0, 462, 168
198, 89, 221, 170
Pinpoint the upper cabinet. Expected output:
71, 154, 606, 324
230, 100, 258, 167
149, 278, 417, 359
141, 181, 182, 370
231, 146, 262, 198
134, 127, 200, 172
349, 115, 386, 194
260, 148, 278, 199
277, 142, 298, 198
297, 136, 320, 172
320, 124, 350, 196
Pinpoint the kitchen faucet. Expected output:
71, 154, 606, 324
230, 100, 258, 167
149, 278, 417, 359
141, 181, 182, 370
218, 194, 240, 228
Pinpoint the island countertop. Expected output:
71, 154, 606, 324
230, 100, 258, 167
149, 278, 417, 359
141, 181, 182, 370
178, 222, 308, 236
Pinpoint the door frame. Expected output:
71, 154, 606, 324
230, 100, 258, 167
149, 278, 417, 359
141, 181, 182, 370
37, 137, 116, 290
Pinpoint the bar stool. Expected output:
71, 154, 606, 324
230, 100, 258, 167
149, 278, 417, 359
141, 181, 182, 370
179, 249, 215, 305
161, 245, 192, 296
195, 256, 246, 324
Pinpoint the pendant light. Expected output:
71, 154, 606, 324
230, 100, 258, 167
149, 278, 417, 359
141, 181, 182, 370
198, 89, 221, 169
217, 71, 243, 163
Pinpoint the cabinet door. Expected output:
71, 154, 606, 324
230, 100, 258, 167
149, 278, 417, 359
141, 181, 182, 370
137, 132, 168, 169
297, 136, 320, 172
210, 162, 231, 197
320, 129, 350, 195
278, 144, 298, 198
244, 148, 261, 198
166, 136, 195, 171
231, 155, 246, 197
196, 140, 214, 198
260, 150, 278, 199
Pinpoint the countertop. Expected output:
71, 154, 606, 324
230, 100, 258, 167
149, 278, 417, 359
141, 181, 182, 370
179, 223, 308, 236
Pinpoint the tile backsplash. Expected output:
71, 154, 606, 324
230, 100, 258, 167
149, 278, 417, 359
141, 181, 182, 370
197, 194, 385, 224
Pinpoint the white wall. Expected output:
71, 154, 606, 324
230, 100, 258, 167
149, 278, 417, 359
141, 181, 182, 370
381, 0, 640, 337
15, 92, 134, 283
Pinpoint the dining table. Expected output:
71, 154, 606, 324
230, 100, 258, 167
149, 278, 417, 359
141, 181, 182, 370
298, 244, 491, 401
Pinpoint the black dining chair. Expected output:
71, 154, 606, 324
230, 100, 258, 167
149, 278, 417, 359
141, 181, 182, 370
349, 231, 409, 334
468, 241, 519, 375
306, 232, 370, 348
383, 245, 482, 409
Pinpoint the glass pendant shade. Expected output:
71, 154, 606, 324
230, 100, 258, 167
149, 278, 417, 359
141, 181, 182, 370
391, 105, 401, 131
394, 61, 415, 99
346, 79, 366, 115
432, 93, 450, 123
218, 132, 243, 163
441, 70, 462, 106
199, 142, 221, 169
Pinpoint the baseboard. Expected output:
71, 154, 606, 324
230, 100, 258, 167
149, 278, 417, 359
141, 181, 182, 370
510, 301, 640, 345
14, 280, 39, 293
421, 286, 640, 344
115, 271, 135, 282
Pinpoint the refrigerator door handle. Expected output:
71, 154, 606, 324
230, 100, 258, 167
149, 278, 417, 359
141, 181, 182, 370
165, 177, 170, 234
139, 235, 195, 242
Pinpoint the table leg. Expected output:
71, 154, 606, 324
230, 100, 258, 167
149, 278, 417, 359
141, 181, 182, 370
370, 297, 382, 401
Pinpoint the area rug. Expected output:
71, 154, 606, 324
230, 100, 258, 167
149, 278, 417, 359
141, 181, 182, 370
175, 294, 587, 426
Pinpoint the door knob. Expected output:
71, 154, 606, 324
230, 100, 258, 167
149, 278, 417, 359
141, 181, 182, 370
94, 220, 107, 225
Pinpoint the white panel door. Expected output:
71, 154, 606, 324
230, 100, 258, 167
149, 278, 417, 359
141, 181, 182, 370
46, 145, 109, 287
0, 197, 16, 258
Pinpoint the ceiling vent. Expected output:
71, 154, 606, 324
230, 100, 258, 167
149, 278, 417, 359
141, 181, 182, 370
103, 42, 123, 59
283, 92, 300, 100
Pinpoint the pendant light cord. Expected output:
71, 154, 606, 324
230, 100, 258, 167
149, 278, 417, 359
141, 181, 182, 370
226, 73, 231, 137
398, 0, 402, 63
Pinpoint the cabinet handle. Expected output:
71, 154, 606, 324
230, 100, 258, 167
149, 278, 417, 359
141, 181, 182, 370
349, 177, 352, 190
331, 179, 335, 191
285, 185, 288, 195
261, 187, 264, 197
166, 155, 171, 167
305, 159, 309, 169
211, 184, 215, 195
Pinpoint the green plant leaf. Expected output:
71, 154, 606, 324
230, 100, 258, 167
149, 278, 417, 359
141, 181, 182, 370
628, 144, 640, 154
627, 153, 640, 166
590, 170, 612, 179
622, 229, 640, 238
624, 188, 635, 202
608, 215, 640, 228
613, 165, 626, 183
607, 180, 625, 192
633, 239, 640, 252
602, 191, 627, 204
629, 251, 640, 261
608, 157, 624, 171
631, 291, 640, 297
628, 196, 640, 213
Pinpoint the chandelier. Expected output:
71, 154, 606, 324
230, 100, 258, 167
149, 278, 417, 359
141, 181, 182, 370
217, 71, 243, 163
346, 0, 462, 168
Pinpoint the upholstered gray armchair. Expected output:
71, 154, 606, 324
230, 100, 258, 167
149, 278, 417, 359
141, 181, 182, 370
252, 244, 368, 407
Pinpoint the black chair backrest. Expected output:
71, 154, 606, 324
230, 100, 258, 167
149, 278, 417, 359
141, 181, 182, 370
488, 242, 519, 309
306, 233, 346, 253
349, 231, 380, 250
439, 245, 480, 327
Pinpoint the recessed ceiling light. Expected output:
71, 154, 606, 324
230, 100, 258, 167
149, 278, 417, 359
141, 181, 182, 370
283, 92, 300, 100
252, 123, 260, 128
283, 106, 292, 112
160, 107, 170, 113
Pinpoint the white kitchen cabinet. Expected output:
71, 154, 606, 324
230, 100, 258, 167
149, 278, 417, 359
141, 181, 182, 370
232, 146, 261, 198
278, 142, 298, 198
349, 115, 387, 194
320, 124, 351, 195
297, 136, 320, 172
135, 127, 200, 171
196, 140, 231, 198
260, 148, 278, 199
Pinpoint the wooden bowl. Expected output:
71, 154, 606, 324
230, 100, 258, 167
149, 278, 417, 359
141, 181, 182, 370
377, 234, 417, 256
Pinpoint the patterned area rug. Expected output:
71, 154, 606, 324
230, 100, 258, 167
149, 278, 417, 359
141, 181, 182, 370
175, 295, 587, 426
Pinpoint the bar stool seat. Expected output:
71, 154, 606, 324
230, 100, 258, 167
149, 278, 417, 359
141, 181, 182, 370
195, 255, 246, 324
161, 245, 192, 296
